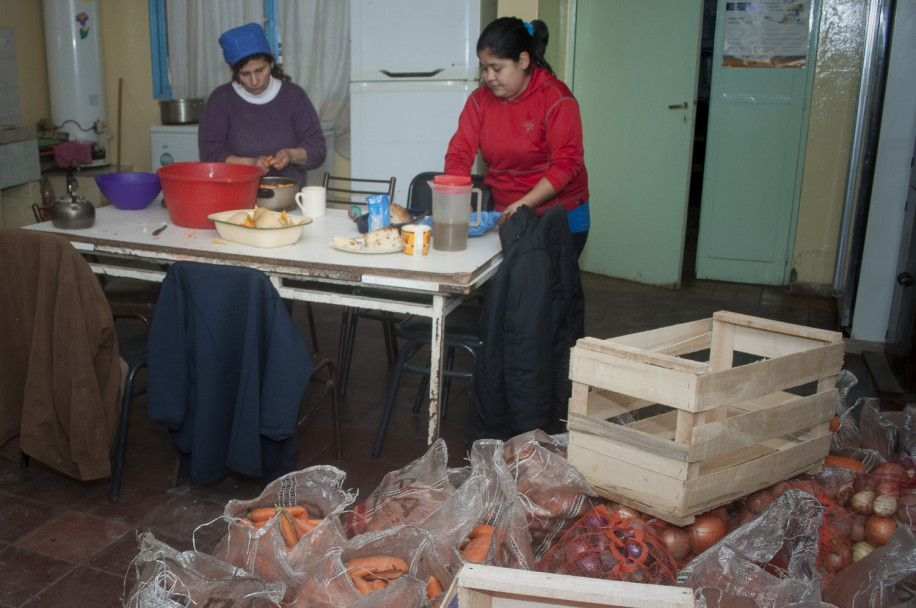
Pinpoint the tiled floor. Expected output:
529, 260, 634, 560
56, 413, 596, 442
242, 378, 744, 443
0, 271, 902, 607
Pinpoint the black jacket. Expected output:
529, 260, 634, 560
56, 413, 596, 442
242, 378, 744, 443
147, 262, 312, 485
467, 205, 584, 443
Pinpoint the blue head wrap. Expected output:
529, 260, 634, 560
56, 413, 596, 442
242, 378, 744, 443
524, 21, 534, 36
219, 23, 272, 66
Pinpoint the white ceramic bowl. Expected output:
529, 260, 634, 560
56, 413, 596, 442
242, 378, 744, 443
208, 209, 311, 248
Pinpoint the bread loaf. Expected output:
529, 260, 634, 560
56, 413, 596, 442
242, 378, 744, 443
389, 203, 412, 224
364, 226, 401, 249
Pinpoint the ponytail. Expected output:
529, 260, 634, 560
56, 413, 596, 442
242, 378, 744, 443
477, 17, 554, 75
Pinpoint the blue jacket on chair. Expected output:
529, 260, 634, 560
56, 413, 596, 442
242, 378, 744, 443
147, 261, 312, 485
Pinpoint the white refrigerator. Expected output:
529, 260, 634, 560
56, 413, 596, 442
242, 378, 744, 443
349, 0, 496, 206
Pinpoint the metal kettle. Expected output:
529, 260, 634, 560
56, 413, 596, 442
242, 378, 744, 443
51, 171, 95, 230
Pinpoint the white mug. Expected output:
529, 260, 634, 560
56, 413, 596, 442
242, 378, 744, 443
295, 186, 326, 218
402, 224, 431, 256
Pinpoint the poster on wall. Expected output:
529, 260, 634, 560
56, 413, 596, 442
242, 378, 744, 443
722, 1, 811, 67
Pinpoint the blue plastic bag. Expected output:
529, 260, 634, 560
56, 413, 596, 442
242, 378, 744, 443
468, 211, 501, 237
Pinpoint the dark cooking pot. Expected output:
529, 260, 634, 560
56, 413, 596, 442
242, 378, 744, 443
256, 177, 299, 211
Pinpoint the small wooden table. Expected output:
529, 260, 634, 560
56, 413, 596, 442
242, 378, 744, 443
24, 205, 503, 444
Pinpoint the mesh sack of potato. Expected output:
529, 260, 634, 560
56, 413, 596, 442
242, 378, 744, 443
288, 525, 451, 608
211, 465, 354, 606
342, 439, 456, 537
502, 430, 596, 561
125, 532, 284, 608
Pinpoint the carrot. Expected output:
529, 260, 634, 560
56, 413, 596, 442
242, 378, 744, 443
824, 454, 866, 475
249, 507, 276, 522
468, 524, 494, 539
294, 516, 315, 536
427, 576, 443, 599
349, 573, 374, 595
370, 580, 387, 590
829, 415, 841, 433
277, 508, 300, 549
284, 505, 307, 518
461, 534, 491, 563
347, 556, 408, 577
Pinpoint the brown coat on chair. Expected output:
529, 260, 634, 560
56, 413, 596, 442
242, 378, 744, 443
0, 227, 121, 480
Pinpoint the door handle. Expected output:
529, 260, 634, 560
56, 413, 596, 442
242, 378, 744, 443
897, 272, 914, 287
379, 69, 444, 79
668, 102, 689, 109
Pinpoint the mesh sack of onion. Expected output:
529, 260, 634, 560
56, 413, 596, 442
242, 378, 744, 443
502, 430, 596, 562
678, 490, 825, 608
535, 503, 679, 586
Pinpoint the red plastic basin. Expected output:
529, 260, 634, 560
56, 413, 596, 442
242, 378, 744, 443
156, 162, 262, 228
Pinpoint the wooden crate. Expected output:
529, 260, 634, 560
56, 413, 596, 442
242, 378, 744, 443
566, 311, 845, 526
441, 564, 698, 608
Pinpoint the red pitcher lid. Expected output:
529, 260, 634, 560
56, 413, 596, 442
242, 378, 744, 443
433, 174, 472, 186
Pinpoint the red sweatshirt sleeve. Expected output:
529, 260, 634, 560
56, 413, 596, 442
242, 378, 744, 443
541, 95, 586, 196
444, 91, 483, 176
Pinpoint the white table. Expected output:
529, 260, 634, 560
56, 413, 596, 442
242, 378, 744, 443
24, 205, 503, 444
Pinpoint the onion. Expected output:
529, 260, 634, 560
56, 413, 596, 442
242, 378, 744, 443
836, 481, 854, 506
873, 462, 907, 477
852, 540, 875, 562
853, 475, 878, 493
876, 480, 901, 497
872, 494, 898, 517
851, 490, 875, 515
826, 541, 852, 572
865, 515, 898, 547
850, 513, 867, 542
897, 493, 916, 525
660, 526, 691, 562
688, 514, 727, 554
744, 488, 775, 515
614, 505, 642, 521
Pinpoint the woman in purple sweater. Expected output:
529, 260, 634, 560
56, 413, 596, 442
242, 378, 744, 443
198, 23, 326, 186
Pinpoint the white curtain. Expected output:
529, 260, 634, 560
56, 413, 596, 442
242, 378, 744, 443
278, 0, 350, 159
166, 0, 263, 100
165, 0, 350, 159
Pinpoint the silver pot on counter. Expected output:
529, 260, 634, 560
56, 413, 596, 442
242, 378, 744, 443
159, 98, 205, 125
255, 177, 299, 211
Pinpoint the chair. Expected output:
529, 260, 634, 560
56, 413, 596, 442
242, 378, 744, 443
32, 202, 162, 329
372, 300, 483, 458
322, 172, 396, 209
147, 262, 340, 487
337, 171, 491, 396
319, 173, 400, 393
0, 227, 144, 501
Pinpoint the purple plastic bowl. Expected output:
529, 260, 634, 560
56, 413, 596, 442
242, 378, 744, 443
95, 172, 162, 210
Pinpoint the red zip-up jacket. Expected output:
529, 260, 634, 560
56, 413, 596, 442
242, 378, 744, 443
445, 66, 589, 213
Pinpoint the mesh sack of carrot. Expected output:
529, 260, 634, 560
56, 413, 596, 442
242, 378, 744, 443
453, 439, 537, 572
342, 439, 457, 537
502, 430, 596, 562
211, 465, 354, 606
125, 532, 284, 608
678, 489, 826, 607
286, 525, 451, 608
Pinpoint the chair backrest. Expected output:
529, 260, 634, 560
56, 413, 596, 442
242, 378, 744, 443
405, 172, 493, 213
322, 173, 397, 208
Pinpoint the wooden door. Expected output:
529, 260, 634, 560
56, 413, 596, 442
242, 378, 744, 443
694, 0, 818, 284
573, 0, 703, 287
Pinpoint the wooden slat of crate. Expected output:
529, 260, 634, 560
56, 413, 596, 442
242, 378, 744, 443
682, 434, 832, 515
604, 317, 712, 356
569, 343, 702, 411
714, 311, 844, 345
444, 564, 699, 608
692, 341, 845, 412
569, 387, 655, 420
688, 389, 837, 461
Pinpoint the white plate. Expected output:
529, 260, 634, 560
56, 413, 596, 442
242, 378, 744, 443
332, 239, 403, 254
208, 209, 312, 248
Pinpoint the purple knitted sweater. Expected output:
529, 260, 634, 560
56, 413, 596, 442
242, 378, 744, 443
198, 80, 327, 186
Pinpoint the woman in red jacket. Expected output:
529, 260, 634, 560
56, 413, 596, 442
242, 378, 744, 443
445, 17, 590, 257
